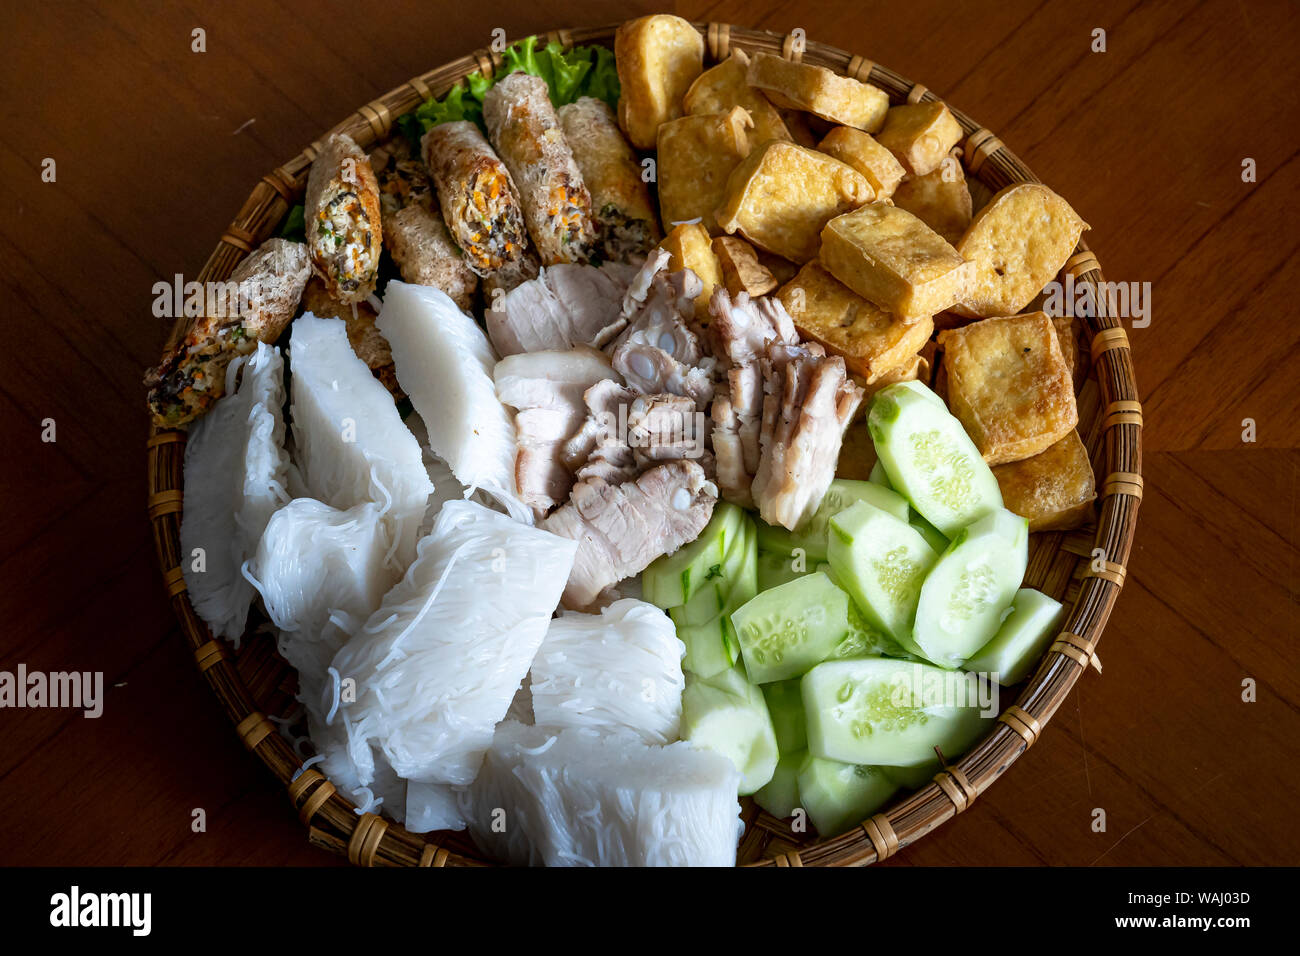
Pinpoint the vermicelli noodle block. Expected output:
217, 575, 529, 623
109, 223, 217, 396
181, 343, 290, 641
288, 313, 432, 568
326, 500, 576, 787
461, 722, 743, 866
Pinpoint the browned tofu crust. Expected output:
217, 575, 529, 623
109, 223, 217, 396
993, 430, 1096, 531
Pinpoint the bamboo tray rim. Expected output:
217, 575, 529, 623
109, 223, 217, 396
145, 20, 1142, 868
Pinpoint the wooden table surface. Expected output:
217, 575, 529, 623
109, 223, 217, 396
1, 0, 1296, 867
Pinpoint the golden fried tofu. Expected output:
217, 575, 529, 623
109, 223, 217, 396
938, 312, 1079, 465
713, 235, 778, 297
1052, 313, 1079, 387
874, 102, 963, 176
891, 152, 973, 244
657, 107, 752, 233
615, 15, 704, 149
817, 126, 906, 200
836, 419, 879, 479
716, 141, 873, 263
661, 222, 723, 322
852, 354, 926, 411
777, 261, 933, 381
779, 108, 821, 147
992, 430, 1096, 531
746, 52, 889, 132
819, 203, 971, 319
953, 183, 1089, 318
683, 48, 790, 149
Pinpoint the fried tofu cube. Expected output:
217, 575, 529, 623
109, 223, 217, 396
953, 183, 1089, 318
891, 152, 973, 244
657, 107, 752, 233
615, 15, 704, 149
716, 141, 873, 263
713, 235, 778, 297
779, 108, 821, 147
817, 126, 906, 200
661, 222, 723, 322
777, 261, 933, 381
992, 430, 1096, 531
746, 52, 890, 132
819, 203, 971, 319
852, 353, 926, 411
874, 102, 963, 176
938, 312, 1079, 465
1051, 313, 1080, 388
684, 48, 790, 149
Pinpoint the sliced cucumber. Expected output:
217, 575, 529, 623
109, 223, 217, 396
908, 510, 949, 553
796, 755, 898, 837
879, 378, 945, 409
732, 572, 851, 684
868, 460, 893, 489
755, 479, 910, 561
913, 508, 1029, 668
672, 514, 757, 678
881, 761, 939, 790
962, 587, 1064, 684
762, 679, 807, 753
754, 750, 803, 819
868, 383, 1002, 537
827, 500, 938, 649
817, 562, 911, 660
802, 657, 991, 767
756, 549, 815, 592
681, 666, 778, 795
643, 501, 745, 608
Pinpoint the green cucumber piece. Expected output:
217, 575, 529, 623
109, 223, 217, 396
908, 510, 949, 553
818, 562, 913, 660
756, 549, 815, 592
880, 761, 939, 790
913, 508, 1029, 668
755, 479, 910, 561
754, 750, 803, 819
672, 515, 758, 677
643, 501, 744, 608
827, 500, 939, 649
762, 680, 807, 752
880, 710, 994, 788
732, 572, 851, 684
681, 666, 779, 795
868, 382, 1002, 537
868, 460, 893, 489
962, 587, 1064, 684
796, 755, 898, 838
802, 657, 991, 767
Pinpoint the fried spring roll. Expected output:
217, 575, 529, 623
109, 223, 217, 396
422, 120, 530, 278
305, 133, 382, 304
557, 96, 660, 262
484, 72, 596, 265
145, 238, 310, 427
371, 141, 478, 312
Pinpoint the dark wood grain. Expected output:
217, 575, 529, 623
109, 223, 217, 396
0, 0, 1296, 866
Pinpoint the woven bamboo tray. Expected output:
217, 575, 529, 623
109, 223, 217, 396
146, 22, 1142, 867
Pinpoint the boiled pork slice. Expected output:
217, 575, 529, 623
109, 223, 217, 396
495, 347, 619, 517
543, 460, 718, 609
752, 343, 864, 531
487, 261, 640, 357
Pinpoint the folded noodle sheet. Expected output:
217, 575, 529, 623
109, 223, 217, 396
558, 96, 661, 263
422, 120, 531, 278
484, 72, 596, 266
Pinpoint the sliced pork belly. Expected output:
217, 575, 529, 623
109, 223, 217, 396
752, 343, 864, 531
627, 393, 707, 467
487, 261, 639, 356
706, 288, 801, 506
543, 460, 718, 609
494, 347, 619, 516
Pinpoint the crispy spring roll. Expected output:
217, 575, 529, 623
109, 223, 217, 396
484, 72, 596, 266
305, 133, 383, 304
557, 96, 660, 262
371, 141, 478, 312
145, 238, 310, 427
422, 120, 530, 278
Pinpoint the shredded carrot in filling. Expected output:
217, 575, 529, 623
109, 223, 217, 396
490, 178, 501, 200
